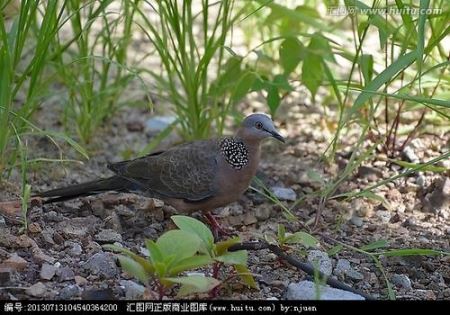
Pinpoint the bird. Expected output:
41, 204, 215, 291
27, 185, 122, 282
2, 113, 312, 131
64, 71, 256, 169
36, 113, 285, 236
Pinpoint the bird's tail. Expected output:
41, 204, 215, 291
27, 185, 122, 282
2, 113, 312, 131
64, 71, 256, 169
36, 176, 130, 204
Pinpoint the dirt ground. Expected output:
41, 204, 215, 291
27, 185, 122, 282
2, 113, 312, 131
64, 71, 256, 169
0, 96, 449, 300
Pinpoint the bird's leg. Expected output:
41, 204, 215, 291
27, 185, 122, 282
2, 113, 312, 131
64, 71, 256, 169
203, 212, 234, 240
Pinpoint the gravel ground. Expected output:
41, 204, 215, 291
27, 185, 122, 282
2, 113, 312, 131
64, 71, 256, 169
0, 100, 449, 300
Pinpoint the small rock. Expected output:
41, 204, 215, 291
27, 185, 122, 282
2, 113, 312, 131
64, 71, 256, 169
57, 266, 75, 282
32, 248, 56, 264
376, 210, 391, 223
391, 274, 412, 290
53, 232, 64, 245
126, 120, 144, 132
243, 212, 257, 225
285, 280, 365, 300
0, 216, 6, 227
120, 280, 145, 299
357, 166, 383, 181
416, 175, 426, 188
74, 275, 88, 286
16, 234, 36, 248
271, 187, 297, 201
347, 269, 364, 281
4, 253, 27, 271
91, 199, 108, 219
40, 263, 57, 280
351, 199, 373, 217
307, 250, 332, 276
0, 267, 13, 286
386, 189, 402, 203
334, 259, 351, 277
145, 116, 176, 133
84, 252, 118, 278
350, 215, 363, 227
95, 229, 123, 244
58, 285, 81, 299
26, 282, 47, 297
402, 146, 419, 163
254, 205, 272, 221
28, 222, 42, 233
67, 242, 83, 256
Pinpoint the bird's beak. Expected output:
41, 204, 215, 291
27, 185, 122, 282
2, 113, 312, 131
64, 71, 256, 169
270, 130, 285, 143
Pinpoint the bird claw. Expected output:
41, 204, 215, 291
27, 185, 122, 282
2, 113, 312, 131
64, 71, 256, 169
203, 213, 236, 240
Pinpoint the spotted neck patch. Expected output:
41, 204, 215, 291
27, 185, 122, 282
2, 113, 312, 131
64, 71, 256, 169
219, 138, 249, 169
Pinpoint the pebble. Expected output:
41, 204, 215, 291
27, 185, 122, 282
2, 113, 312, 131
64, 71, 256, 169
58, 285, 81, 299
26, 282, 47, 297
120, 280, 145, 299
28, 222, 42, 233
350, 215, 363, 227
285, 280, 365, 300
402, 146, 419, 163
0, 216, 6, 227
95, 229, 123, 243
145, 116, 176, 133
255, 205, 272, 221
126, 120, 144, 132
271, 187, 297, 201
334, 259, 364, 281
40, 263, 57, 280
74, 275, 88, 286
391, 274, 412, 290
57, 266, 75, 282
0, 267, 14, 286
84, 252, 118, 278
307, 250, 332, 276
4, 253, 27, 271
67, 242, 83, 256
376, 210, 391, 223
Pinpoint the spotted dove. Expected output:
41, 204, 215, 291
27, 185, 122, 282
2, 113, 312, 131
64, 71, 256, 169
37, 113, 285, 233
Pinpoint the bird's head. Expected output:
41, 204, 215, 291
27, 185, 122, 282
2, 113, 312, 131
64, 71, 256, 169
237, 113, 285, 143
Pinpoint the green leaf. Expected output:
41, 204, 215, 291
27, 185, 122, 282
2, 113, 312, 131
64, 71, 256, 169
231, 71, 256, 104
380, 248, 444, 257
266, 85, 280, 116
156, 230, 201, 263
277, 224, 286, 243
351, 50, 417, 115
279, 37, 303, 74
285, 231, 319, 248
165, 276, 221, 297
117, 255, 149, 284
302, 36, 324, 100
215, 250, 248, 266
234, 264, 258, 289
104, 244, 154, 274
171, 215, 214, 253
214, 237, 241, 256
169, 255, 213, 276
360, 54, 373, 84
391, 160, 447, 173
327, 244, 343, 257
272, 74, 294, 91
145, 240, 164, 266
360, 240, 389, 251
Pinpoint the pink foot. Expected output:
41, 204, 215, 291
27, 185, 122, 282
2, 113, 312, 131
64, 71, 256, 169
203, 213, 235, 239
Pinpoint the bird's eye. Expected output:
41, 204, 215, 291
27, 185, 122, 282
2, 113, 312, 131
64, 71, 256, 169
255, 122, 263, 129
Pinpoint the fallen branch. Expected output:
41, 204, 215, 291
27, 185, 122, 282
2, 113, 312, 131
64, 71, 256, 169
229, 240, 375, 300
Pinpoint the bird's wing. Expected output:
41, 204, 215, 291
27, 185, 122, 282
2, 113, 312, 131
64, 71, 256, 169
108, 140, 219, 201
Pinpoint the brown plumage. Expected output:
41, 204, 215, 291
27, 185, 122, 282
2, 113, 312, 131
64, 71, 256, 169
37, 114, 285, 229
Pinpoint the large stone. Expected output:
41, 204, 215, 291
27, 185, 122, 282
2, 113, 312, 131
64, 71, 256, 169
95, 229, 123, 244
285, 280, 365, 300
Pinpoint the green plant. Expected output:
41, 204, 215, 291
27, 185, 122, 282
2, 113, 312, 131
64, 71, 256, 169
133, 0, 258, 141
52, 0, 144, 143
106, 215, 256, 298
0, 0, 88, 178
